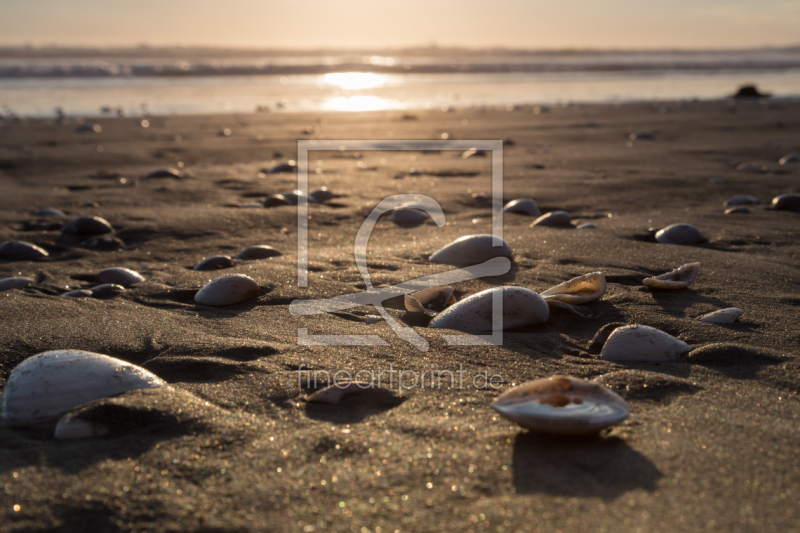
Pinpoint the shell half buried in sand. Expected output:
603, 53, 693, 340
503, 198, 541, 216
643, 262, 700, 289
531, 210, 571, 227
0, 241, 49, 261
698, 308, 744, 324
0, 277, 34, 292
0, 350, 165, 424
404, 286, 457, 312
306, 381, 399, 404
96, 267, 145, 287
428, 234, 511, 266
600, 325, 690, 362
655, 223, 707, 245
429, 286, 548, 332
194, 274, 260, 306
491, 376, 630, 435
391, 206, 431, 226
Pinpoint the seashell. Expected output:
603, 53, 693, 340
61, 216, 113, 236
725, 206, 751, 214
503, 198, 541, 216
235, 245, 282, 260
96, 267, 144, 287
643, 262, 700, 290
142, 168, 182, 180
429, 234, 511, 266
306, 381, 398, 404
531, 210, 571, 227
0, 241, 48, 260
391, 207, 430, 226
541, 272, 606, 304
265, 161, 297, 174
779, 153, 798, 165
0, 277, 33, 292
62, 289, 93, 298
771, 193, 800, 211
35, 208, 66, 217
81, 236, 124, 251
600, 325, 690, 362
629, 131, 655, 140
404, 286, 456, 312
194, 274, 260, 306
723, 195, 759, 208
0, 349, 165, 424
75, 123, 102, 133
279, 190, 316, 205
193, 255, 234, 271
491, 376, 630, 435
654, 223, 706, 245
698, 308, 744, 324
429, 286, 548, 332
577, 222, 595, 229
264, 194, 290, 207
91, 284, 126, 298
54, 415, 110, 440
309, 187, 334, 203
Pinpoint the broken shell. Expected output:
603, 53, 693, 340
429, 234, 511, 266
725, 206, 751, 214
61, 216, 114, 236
655, 223, 707, 245
54, 415, 111, 440
772, 193, 800, 211
309, 187, 334, 203
491, 376, 630, 435
143, 168, 182, 179
503, 198, 541, 216
643, 262, 700, 290
306, 381, 398, 404
541, 272, 606, 304
404, 286, 457, 312
779, 153, 799, 165
235, 245, 282, 260
0, 241, 48, 260
391, 207, 430, 226
531, 210, 571, 227
194, 274, 260, 306
0, 277, 33, 292
429, 286, 548, 332
0, 350, 165, 424
723, 195, 759, 207
698, 308, 744, 324
193, 255, 234, 271
600, 325, 690, 362
34, 208, 66, 217
265, 161, 297, 174
96, 267, 144, 287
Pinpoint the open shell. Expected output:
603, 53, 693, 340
491, 376, 630, 435
772, 194, 800, 211
193, 256, 234, 271
541, 272, 606, 304
404, 286, 456, 312
194, 274, 260, 306
61, 216, 114, 236
235, 245, 282, 259
429, 234, 511, 266
698, 308, 744, 324
0, 350, 165, 424
531, 210, 571, 227
503, 198, 541, 216
0, 277, 33, 292
429, 286, 548, 332
643, 262, 700, 290
0, 241, 48, 261
655, 224, 707, 245
306, 381, 398, 404
600, 325, 690, 362
96, 267, 145, 286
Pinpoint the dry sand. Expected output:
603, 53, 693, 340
0, 101, 799, 532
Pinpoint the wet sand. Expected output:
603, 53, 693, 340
1, 101, 799, 532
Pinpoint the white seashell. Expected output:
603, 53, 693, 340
577, 222, 595, 229
429, 286, 548, 332
96, 267, 144, 286
61, 216, 113, 235
35, 208, 66, 217
143, 168, 182, 179
309, 187, 334, 203
404, 286, 456, 312
193, 256, 234, 271
62, 289, 93, 298
503, 198, 541, 216
600, 325, 690, 362
779, 153, 798, 165
643, 262, 700, 290
235, 245, 282, 259
391, 207, 430, 226
698, 308, 744, 324
0, 350, 165, 424
306, 381, 399, 404
0, 241, 48, 260
725, 206, 751, 214
194, 274, 260, 306
541, 272, 606, 304
531, 210, 571, 227
0, 277, 33, 292
429, 234, 511, 266
54, 416, 110, 439
723, 195, 759, 208
491, 376, 630, 435
772, 193, 800, 211
655, 223, 706, 245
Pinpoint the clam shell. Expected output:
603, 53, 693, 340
600, 325, 690, 362
61, 216, 114, 236
531, 210, 571, 227
193, 255, 234, 271
0, 277, 33, 292
698, 308, 744, 324
391, 207, 430, 226
0, 350, 165, 424
143, 168, 182, 180
654, 223, 706, 245
723, 195, 759, 207
643, 262, 700, 289
309, 187, 334, 203
96, 267, 144, 287
429, 286, 548, 332
541, 272, 606, 304
194, 274, 260, 306
306, 381, 398, 404
34, 208, 66, 217
779, 153, 799, 165
235, 245, 282, 260
404, 286, 456, 312
772, 193, 800, 211
0, 241, 48, 260
725, 206, 751, 214
429, 234, 512, 266
491, 376, 630, 435
264, 194, 291, 207
503, 198, 541, 216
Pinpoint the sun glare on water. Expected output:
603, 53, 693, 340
323, 72, 385, 90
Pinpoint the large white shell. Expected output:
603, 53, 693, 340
0, 241, 49, 260
723, 195, 758, 207
503, 198, 541, 216
655, 224, 706, 245
194, 274, 260, 306
600, 325, 690, 362
429, 286, 548, 332
541, 272, 606, 304
404, 286, 456, 312
531, 210, 571, 227
391, 207, 430, 226
643, 262, 700, 289
0, 350, 165, 424
491, 376, 630, 435
235, 245, 282, 259
96, 267, 145, 286
61, 216, 114, 235
429, 234, 511, 266
0, 277, 33, 292
698, 308, 744, 324
772, 194, 800, 211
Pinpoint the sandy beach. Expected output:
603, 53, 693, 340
1, 101, 799, 532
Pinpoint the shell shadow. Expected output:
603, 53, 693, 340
303, 391, 407, 425
512, 433, 662, 500
648, 289, 732, 314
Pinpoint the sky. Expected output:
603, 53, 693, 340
1, 0, 799, 50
